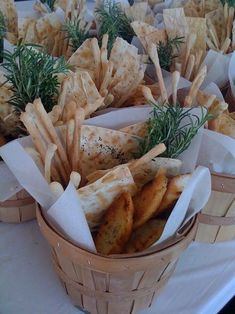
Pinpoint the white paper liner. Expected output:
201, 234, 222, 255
198, 129, 235, 175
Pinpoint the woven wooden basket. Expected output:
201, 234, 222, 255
0, 189, 36, 223
196, 172, 235, 243
36, 205, 197, 314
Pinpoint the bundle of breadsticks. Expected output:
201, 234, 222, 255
19, 96, 196, 255
173, 0, 235, 54
0, 0, 18, 44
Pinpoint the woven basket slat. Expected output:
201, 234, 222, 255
55, 250, 78, 280
96, 298, 108, 314
196, 188, 235, 242
92, 270, 109, 291
36, 206, 197, 314
216, 199, 235, 241
107, 299, 134, 314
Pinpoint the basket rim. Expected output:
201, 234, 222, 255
211, 171, 235, 180
36, 204, 197, 266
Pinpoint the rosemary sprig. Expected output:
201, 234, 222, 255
2, 42, 69, 112
95, 0, 135, 52
221, 0, 235, 7
157, 36, 184, 71
139, 102, 213, 159
63, 18, 92, 51
40, 0, 56, 11
0, 10, 6, 38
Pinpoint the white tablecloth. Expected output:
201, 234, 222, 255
1, 220, 235, 314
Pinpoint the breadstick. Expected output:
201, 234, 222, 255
172, 71, 180, 105
72, 108, 85, 173
206, 37, 217, 51
62, 100, 77, 122
175, 62, 182, 74
130, 143, 166, 172
100, 61, 114, 95
66, 119, 75, 164
227, 7, 234, 39
100, 34, 109, 82
33, 99, 71, 177
49, 181, 64, 199
48, 105, 62, 125
20, 112, 47, 163
148, 43, 168, 103
91, 38, 101, 88
184, 65, 207, 107
25, 147, 44, 170
45, 144, 57, 183
70, 171, 81, 189
194, 49, 203, 78
220, 37, 231, 54
208, 21, 220, 49
182, 33, 196, 76
142, 86, 156, 103
184, 54, 195, 81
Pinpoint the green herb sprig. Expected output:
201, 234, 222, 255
0, 10, 6, 38
63, 18, 92, 51
139, 102, 213, 159
2, 42, 68, 112
157, 36, 184, 71
221, 0, 235, 7
40, 0, 56, 11
95, 0, 135, 53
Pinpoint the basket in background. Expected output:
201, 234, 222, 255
196, 172, 235, 243
0, 189, 36, 223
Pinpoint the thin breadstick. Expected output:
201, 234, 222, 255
91, 38, 101, 89
202, 94, 216, 109
62, 100, 77, 122
175, 62, 182, 74
232, 20, 235, 50
45, 144, 57, 183
25, 147, 44, 170
72, 108, 85, 173
70, 171, 81, 189
20, 112, 47, 163
99, 61, 114, 95
194, 49, 203, 78
66, 119, 75, 164
148, 43, 168, 103
206, 37, 217, 51
25, 102, 67, 184
184, 65, 207, 107
49, 181, 64, 199
100, 34, 109, 82
182, 33, 196, 76
172, 71, 180, 105
142, 86, 155, 103
227, 7, 234, 39
129, 143, 166, 172
33, 99, 71, 178
208, 21, 220, 49
48, 105, 62, 124
224, 2, 229, 22
220, 37, 231, 54
184, 54, 195, 81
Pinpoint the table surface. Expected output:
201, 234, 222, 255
2, 1, 235, 314
1, 220, 235, 314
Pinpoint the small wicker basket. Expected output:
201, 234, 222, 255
196, 172, 235, 243
0, 189, 36, 223
36, 205, 197, 314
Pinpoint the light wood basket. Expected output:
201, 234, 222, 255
196, 172, 235, 243
0, 189, 36, 223
36, 205, 197, 314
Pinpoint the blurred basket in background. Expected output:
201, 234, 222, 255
0, 189, 36, 223
37, 205, 197, 314
196, 172, 235, 243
